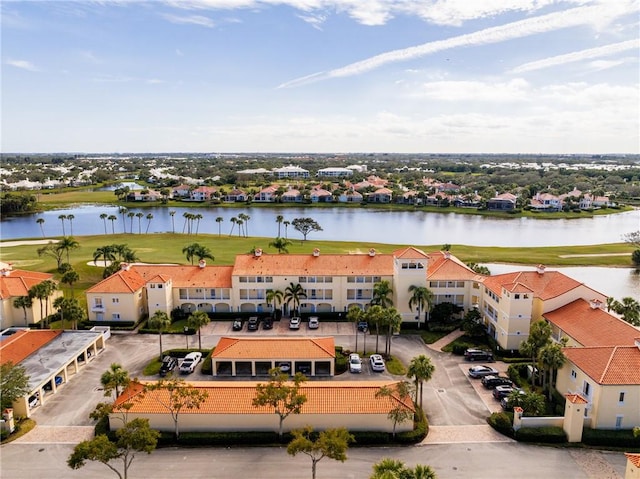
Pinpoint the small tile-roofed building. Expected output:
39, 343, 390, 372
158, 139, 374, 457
0, 267, 62, 328
110, 380, 414, 434
625, 453, 640, 479
543, 298, 639, 347
212, 336, 335, 376
556, 342, 640, 430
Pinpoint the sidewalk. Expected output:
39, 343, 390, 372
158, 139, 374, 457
426, 329, 466, 352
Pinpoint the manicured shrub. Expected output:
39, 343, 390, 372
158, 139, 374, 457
582, 428, 640, 448
487, 412, 514, 437
396, 407, 428, 444
515, 426, 566, 443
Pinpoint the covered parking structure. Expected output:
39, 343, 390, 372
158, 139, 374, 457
0, 327, 109, 417
212, 336, 335, 377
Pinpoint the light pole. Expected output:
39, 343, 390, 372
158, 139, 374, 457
184, 326, 189, 349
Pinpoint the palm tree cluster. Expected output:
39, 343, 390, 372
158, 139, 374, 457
228, 213, 251, 237
182, 212, 204, 235
607, 296, 640, 326
181, 243, 214, 265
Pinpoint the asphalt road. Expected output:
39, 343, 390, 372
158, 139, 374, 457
1, 321, 629, 479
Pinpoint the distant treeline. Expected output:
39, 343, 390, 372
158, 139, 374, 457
0, 193, 38, 215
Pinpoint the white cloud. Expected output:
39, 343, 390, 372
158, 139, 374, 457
160, 13, 215, 27
410, 79, 531, 102
510, 39, 639, 73
6, 59, 39, 71
279, 1, 638, 88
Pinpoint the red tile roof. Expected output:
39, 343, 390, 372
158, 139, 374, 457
0, 329, 63, 366
565, 393, 588, 404
232, 253, 394, 277
114, 380, 414, 415
626, 453, 640, 468
0, 269, 55, 299
213, 337, 335, 359
426, 252, 480, 280
563, 346, 640, 385
544, 299, 639, 347
482, 270, 587, 300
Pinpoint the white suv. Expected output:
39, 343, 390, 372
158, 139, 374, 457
308, 316, 319, 329
348, 353, 362, 373
289, 317, 301, 329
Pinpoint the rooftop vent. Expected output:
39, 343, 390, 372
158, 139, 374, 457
120, 263, 130, 271
254, 248, 262, 257
536, 264, 546, 275
198, 259, 206, 268
369, 248, 376, 257
313, 248, 320, 257
589, 298, 603, 310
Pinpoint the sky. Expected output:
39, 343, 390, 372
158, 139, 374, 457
2, 0, 639, 154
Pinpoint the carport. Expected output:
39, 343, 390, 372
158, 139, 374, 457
0, 328, 108, 417
212, 336, 335, 377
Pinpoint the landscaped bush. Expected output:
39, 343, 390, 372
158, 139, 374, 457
349, 431, 391, 445
582, 428, 640, 448
487, 412, 514, 438
515, 426, 566, 443
396, 407, 428, 444
165, 431, 289, 446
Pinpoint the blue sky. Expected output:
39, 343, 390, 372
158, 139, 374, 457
2, 0, 639, 154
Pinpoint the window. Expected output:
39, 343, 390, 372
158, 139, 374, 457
150, 284, 156, 289
112, 298, 119, 304
94, 298, 103, 308
619, 392, 625, 403
583, 381, 591, 397
158, 284, 163, 289
112, 313, 120, 320
571, 369, 577, 380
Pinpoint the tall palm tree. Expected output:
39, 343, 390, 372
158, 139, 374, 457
107, 214, 117, 234
188, 310, 210, 350
275, 215, 284, 237
13, 295, 33, 326
67, 214, 75, 236
238, 213, 250, 237
346, 306, 364, 354
100, 213, 108, 234
145, 213, 153, 234
194, 213, 203, 235
284, 282, 306, 316
58, 214, 67, 236
36, 218, 46, 237
266, 289, 284, 316
100, 363, 131, 400
408, 285, 434, 330
58, 236, 79, 264
538, 342, 566, 401
382, 307, 402, 357
148, 311, 171, 361
236, 219, 244, 237
215, 216, 223, 236
127, 211, 135, 233
229, 217, 237, 236
269, 237, 292, 254
406, 355, 435, 408
135, 212, 144, 234
118, 206, 128, 233
93, 245, 116, 267
61, 269, 80, 297
283, 220, 290, 239
182, 212, 191, 234
169, 210, 176, 234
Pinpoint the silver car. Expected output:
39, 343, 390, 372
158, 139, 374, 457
369, 354, 385, 372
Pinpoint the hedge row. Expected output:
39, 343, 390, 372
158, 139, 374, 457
487, 412, 514, 438
515, 426, 567, 443
582, 428, 640, 448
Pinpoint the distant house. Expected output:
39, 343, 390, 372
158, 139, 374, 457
453, 194, 481, 208
309, 188, 333, 203
126, 189, 162, 202
487, 192, 517, 211
580, 193, 612, 209
397, 191, 420, 205
337, 189, 363, 203
367, 187, 393, 203
224, 189, 247, 202
172, 184, 192, 198
190, 186, 217, 202
530, 193, 562, 211
254, 185, 279, 202
272, 165, 309, 179
281, 188, 303, 203
316, 167, 353, 178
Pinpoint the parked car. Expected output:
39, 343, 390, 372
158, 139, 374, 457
308, 316, 319, 329
369, 354, 385, 372
357, 321, 369, 332
43, 375, 63, 391
179, 352, 203, 374
247, 317, 259, 331
464, 348, 494, 362
262, 317, 273, 330
278, 362, 291, 373
28, 393, 39, 408
493, 385, 520, 400
289, 317, 301, 330
348, 353, 362, 373
500, 390, 527, 411
468, 365, 499, 378
232, 318, 243, 331
481, 375, 513, 389
159, 355, 178, 377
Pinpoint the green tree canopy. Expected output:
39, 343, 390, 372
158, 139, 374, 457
101, 363, 131, 401
287, 425, 355, 479
1, 362, 30, 410
148, 311, 172, 361
291, 217, 323, 241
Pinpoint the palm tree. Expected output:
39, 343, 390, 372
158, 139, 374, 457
215, 216, 223, 236
283, 220, 290, 239
182, 243, 214, 265
269, 237, 292, 254
284, 282, 306, 317
29, 279, 56, 327
182, 212, 191, 234
169, 210, 176, 233
99, 213, 108, 234
108, 214, 117, 234
346, 306, 364, 354
13, 295, 33, 326
100, 363, 131, 400
61, 269, 80, 297
238, 213, 250, 237
145, 213, 153, 234
266, 289, 284, 317
127, 211, 135, 233
382, 307, 402, 357
58, 236, 79, 264
275, 215, 284, 237
118, 206, 128, 233
36, 218, 46, 237
188, 310, 210, 350
229, 217, 237, 236
538, 342, 566, 401
407, 355, 435, 408
67, 214, 75, 236
372, 280, 393, 308
58, 214, 67, 236
365, 305, 384, 354
135, 212, 144, 234
93, 245, 116, 267
408, 285, 434, 330
148, 311, 171, 361
236, 219, 244, 237
194, 213, 203, 235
